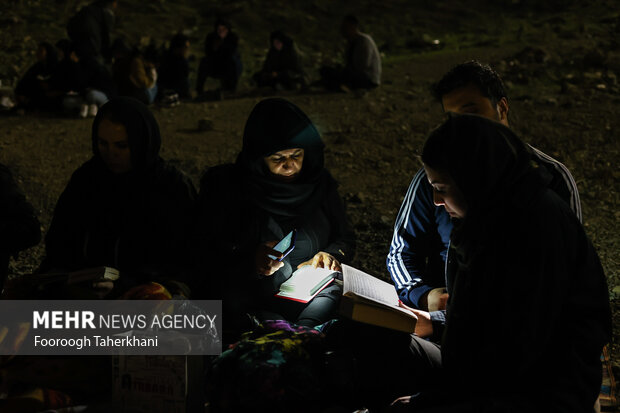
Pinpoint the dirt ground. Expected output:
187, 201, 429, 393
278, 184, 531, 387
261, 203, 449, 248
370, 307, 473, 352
1, 0, 619, 404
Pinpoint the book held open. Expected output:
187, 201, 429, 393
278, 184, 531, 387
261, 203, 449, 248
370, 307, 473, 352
339, 264, 417, 333
275, 265, 336, 303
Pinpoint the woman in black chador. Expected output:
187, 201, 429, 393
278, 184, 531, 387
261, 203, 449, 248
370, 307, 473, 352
382, 114, 611, 412
196, 98, 355, 335
253, 30, 306, 90
41, 97, 196, 297
196, 18, 242, 96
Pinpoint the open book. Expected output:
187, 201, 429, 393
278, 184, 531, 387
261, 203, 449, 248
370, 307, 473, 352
339, 264, 417, 333
30, 267, 120, 289
275, 265, 336, 303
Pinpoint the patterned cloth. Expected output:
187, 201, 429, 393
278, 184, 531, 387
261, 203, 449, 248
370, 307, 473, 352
600, 345, 618, 411
207, 320, 329, 413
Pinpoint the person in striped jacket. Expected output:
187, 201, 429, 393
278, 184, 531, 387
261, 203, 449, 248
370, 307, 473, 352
387, 60, 581, 312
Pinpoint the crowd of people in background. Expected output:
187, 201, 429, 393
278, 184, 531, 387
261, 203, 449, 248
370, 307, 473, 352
8, 0, 382, 116
0, 1, 612, 412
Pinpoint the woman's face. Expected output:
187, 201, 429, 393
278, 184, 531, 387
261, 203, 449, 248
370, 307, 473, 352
97, 118, 132, 174
424, 164, 467, 218
272, 38, 283, 51
217, 25, 229, 39
264, 148, 304, 182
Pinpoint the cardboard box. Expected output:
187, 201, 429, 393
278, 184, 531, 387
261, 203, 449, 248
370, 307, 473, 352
112, 355, 203, 413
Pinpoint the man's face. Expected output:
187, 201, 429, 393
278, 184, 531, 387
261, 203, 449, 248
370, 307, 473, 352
441, 83, 509, 126
340, 22, 356, 39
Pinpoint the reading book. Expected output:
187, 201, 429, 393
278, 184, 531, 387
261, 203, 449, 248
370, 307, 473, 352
339, 264, 417, 333
275, 265, 336, 303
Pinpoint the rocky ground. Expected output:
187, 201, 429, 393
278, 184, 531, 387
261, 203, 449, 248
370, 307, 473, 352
1, 0, 619, 403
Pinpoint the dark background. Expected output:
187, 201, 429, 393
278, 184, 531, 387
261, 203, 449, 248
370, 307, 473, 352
0, 0, 618, 397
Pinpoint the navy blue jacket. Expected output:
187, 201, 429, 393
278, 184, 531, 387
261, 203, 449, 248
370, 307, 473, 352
387, 146, 582, 308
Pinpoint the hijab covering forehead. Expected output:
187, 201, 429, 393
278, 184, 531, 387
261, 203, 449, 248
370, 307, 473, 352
270, 30, 293, 48
422, 114, 533, 214
91, 97, 161, 171
237, 98, 332, 218
239, 97, 324, 171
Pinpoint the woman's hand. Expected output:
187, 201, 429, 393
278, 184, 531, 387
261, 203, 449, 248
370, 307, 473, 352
389, 395, 413, 411
92, 281, 114, 299
398, 301, 433, 338
255, 242, 284, 276
297, 251, 341, 272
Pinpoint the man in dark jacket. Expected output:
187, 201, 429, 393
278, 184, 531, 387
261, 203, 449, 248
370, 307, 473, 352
158, 33, 191, 100
0, 164, 41, 292
66, 0, 117, 63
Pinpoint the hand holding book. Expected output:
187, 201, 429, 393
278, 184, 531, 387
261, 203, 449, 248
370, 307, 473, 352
297, 251, 341, 272
397, 300, 433, 338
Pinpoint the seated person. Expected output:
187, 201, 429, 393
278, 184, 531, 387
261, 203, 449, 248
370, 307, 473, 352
196, 98, 355, 337
253, 31, 306, 90
157, 33, 191, 100
320, 15, 381, 91
49, 39, 89, 117
75, 51, 114, 118
386, 114, 611, 412
387, 61, 581, 312
111, 39, 158, 105
14, 42, 58, 112
40, 97, 196, 297
196, 19, 242, 96
0, 163, 41, 292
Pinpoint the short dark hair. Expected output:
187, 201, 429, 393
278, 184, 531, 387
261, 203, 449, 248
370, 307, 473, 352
169, 33, 189, 51
432, 61, 507, 106
342, 14, 359, 27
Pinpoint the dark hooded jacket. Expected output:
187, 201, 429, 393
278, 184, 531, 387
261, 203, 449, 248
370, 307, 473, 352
419, 115, 611, 412
66, 0, 115, 61
42, 97, 197, 292
257, 31, 305, 85
15, 42, 58, 109
204, 19, 239, 65
196, 98, 355, 304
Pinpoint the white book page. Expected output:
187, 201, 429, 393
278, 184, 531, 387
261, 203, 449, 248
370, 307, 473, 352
342, 264, 402, 310
279, 265, 335, 294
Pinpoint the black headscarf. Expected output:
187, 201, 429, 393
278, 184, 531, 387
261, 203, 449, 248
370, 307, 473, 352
214, 18, 232, 32
91, 96, 162, 174
270, 30, 293, 51
236, 98, 334, 219
421, 114, 541, 262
